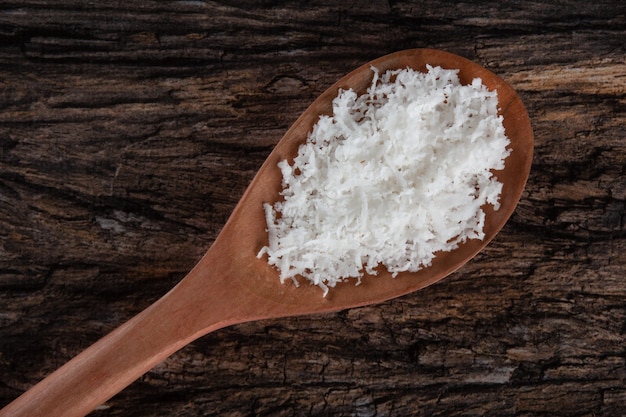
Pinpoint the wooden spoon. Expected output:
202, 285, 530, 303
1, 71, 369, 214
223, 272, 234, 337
0, 49, 533, 417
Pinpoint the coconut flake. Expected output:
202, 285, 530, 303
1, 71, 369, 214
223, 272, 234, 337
258, 65, 511, 295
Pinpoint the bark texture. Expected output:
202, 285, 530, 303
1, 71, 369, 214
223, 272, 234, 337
1, 1, 625, 416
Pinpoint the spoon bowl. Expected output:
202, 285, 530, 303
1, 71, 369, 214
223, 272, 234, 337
0, 49, 533, 417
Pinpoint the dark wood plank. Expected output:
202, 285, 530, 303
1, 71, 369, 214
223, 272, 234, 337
1, 1, 625, 416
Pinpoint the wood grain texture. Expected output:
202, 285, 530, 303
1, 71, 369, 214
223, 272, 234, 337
0, 1, 625, 416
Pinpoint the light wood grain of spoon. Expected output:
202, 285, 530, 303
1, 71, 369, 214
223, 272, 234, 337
0, 49, 533, 417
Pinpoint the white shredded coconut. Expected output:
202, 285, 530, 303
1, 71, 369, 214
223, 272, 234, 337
258, 65, 511, 296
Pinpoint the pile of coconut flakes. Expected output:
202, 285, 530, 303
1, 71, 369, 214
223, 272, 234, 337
258, 65, 511, 296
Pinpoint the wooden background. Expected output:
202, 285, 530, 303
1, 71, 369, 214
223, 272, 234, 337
1, 1, 625, 416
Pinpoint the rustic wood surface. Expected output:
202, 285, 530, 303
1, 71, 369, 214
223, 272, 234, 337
0, 1, 625, 416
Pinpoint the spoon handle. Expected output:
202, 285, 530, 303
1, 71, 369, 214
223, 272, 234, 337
0, 250, 244, 417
